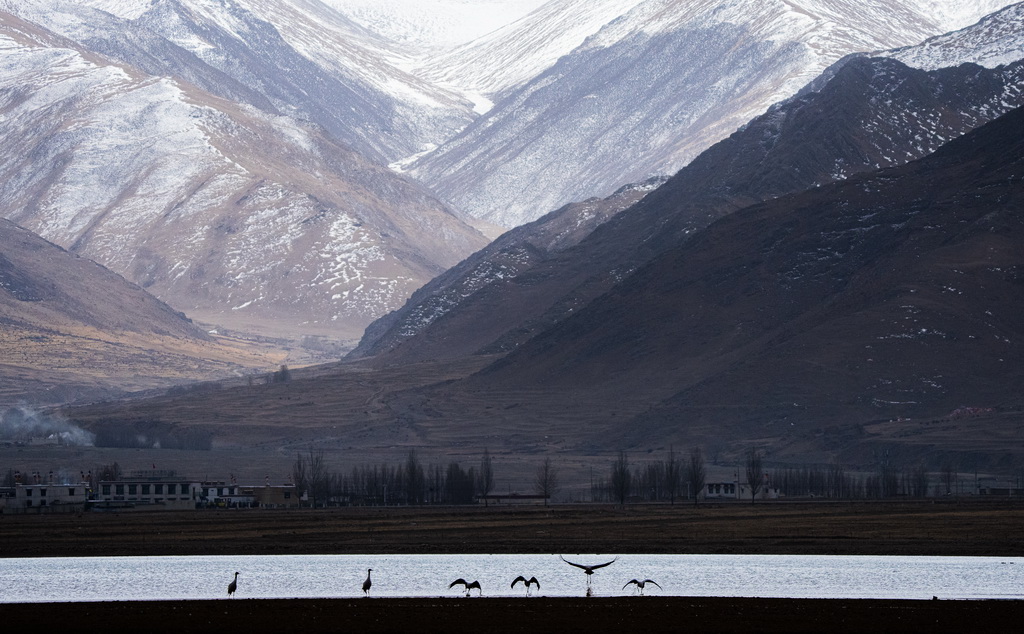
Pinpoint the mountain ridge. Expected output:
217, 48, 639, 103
355, 55, 1024, 362
408, 0, 1020, 227
0, 11, 489, 343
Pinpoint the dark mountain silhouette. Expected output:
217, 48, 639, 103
355, 56, 1024, 364
442, 104, 1024, 464
349, 178, 666, 361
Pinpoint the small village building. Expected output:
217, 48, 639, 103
476, 493, 548, 505
199, 482, 301, 508
702, 478, 780, 501
199, 481, 242, 507
248, 484, 301, 508
6, 483, 90, 514
93, 470, 198, 511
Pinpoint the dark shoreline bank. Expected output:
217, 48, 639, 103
5, 597, 1022, 633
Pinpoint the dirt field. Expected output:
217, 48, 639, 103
2, 499, 1022, 558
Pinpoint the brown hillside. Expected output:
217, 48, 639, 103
1, 218, 278, 406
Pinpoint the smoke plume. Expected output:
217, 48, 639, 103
0, 406, 95, 446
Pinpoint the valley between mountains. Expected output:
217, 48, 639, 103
1, 1, 1023, 486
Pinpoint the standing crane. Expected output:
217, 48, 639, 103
227, 571, 239, 597
362, 568, 373, 597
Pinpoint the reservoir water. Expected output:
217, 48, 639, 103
1, 554, 1020, 603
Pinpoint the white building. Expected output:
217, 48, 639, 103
6, 483, 90, 513
702, 477, 780, 501
93, 471, 199, 510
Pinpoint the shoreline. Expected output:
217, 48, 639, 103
4, 596, 1022, 633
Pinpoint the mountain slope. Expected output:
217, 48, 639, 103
356, 56, 1024, 361
4, 0, 474, 164
1, 218, 275, 406
415, 0, 647, 99
0, 12, 488, 342
886, 1, 1024, 70
410, 0, 1021, 227
350, 177, 665, 360
426, 105, 1024, 462
62, 107, 1024, 471
324, 0, 548, 49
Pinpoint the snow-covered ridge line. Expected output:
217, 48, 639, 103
884, 1, 1024, 70
407, 0, 1022, 227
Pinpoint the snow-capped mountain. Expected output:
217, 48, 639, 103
415, 0, 648, 100
885, 1, 1024, 70
408, 0, 1021, 227
3, 0, 475, 164
323, 0, 547, 49
354, 55, 1024, 361
3, 0, 1022, 355
0, 11, 488, 342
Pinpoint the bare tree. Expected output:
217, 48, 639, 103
940, 460, 957, 496
664, 446, 682, 504
876, 450, 899, 498
745, 448, 763, 504
611, 451, 631, 507
96, 461, 122, 482
405, 449, 425, 505
307, 448, 328, 508
687, 447, 706, 506
910, 462, 930, 498
478, 448, 494, 506
534, 457, 559, 506
445, 462, 475, 504
292, 452, 308, 505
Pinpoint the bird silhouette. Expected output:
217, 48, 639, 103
560, 556, 617, 594
449, 578, 482, 596
362, 568, 373, 596
227, 571, 239, 597
511, 575, 540, 596
623, 578, 662, 595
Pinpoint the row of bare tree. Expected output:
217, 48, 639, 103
289, 448, 560, 507
592, 447, 707, 505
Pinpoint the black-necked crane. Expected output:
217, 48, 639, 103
560, 556, 617, 595
623, 578, 662, 595
227, 571, 239, 597
449, 578, 482, 596
362, 568, 373, 596
511, 575, 540, 596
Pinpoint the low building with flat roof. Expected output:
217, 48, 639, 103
6, 483, 89, 514
94, 471, 198, 511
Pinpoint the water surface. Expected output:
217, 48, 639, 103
1, 554, 1020, 603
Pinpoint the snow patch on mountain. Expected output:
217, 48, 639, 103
885, 2, 1024, 70
322, 0, 547, 49
4, 0, 475, 164
0, 17, 487, 341
416, 0, 647, 98
410, 0, 1023, 227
